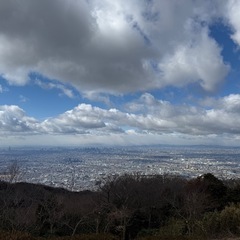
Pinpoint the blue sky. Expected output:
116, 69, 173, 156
1, 0, 240, 146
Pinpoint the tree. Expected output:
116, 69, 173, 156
196, 173, 227, 210
36, 194, 64, 236
6, 161, 21, 183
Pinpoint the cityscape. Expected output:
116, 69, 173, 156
0, 145, 239, 191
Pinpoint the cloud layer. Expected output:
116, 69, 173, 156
0, 0, 237, 94
1, 93, 240, 145
1, 1, 240, 146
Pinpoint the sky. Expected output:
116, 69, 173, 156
1, 0, 240, 147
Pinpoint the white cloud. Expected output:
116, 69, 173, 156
200, 94, 240, 113
82, 92, 111, 105
1, 92, 240, 146
223, 0, 240, 46
0, 0, 232, 94
41, 104, 106, 134
35, 80, 75, 98
124, 93, 240, 136
158, 27, 230, 91
221, 94, 240, 113
1, 0, 240, 146
0, 105, 38, 133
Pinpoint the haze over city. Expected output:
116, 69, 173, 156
0, 0, 240, 146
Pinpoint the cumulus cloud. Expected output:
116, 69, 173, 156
124, 93, 240, 135
0, 105, 38, 133
41, 104, 106, 134
1, 92, 240, 143
158, 27, 230, 91
223, 0, 240, 46
0, 0, 232, 94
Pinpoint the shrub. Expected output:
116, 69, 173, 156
196, 203, 240, 237
219, 203, 240, 235
158, 219, 186, 237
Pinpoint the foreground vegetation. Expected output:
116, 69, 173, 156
1, 173, 240, 239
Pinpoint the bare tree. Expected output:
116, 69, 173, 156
0, 182, 35, 233
36, 194, 64, 235
7, 161, 21, 183
61, 213, 86, 236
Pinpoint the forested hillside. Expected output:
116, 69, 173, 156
1, 173, 240, 240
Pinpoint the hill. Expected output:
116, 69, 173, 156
0, 173, 240, 239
